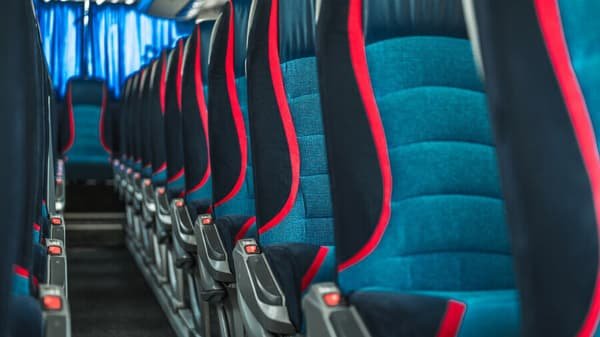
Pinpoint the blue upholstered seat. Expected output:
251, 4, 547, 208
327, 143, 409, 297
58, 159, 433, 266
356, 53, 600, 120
316, 0, 520, 336
241, 0, 336, 332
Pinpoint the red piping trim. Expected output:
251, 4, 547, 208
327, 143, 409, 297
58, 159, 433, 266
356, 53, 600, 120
14, 265, 29, 278
301, 246, 329, 291
534, 2, 600, 336
168, 168, 185, 184
338, 0, 392, 272
258, 0, 300, 235
435, 300, 466, 337
99, 84, 111, 154
215, 3, 249, 208
234, 217, 256, 243
160, 52, 168, 115
188, 24, 211, 195
153, 162, 167, 175
176, 39, 184, 112
62, 83, 75, 154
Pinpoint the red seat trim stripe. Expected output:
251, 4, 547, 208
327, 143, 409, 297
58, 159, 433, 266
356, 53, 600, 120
215, 2, 249, 208
534, 1, 600, 336
258, 0, 301, 235
436, 300, 466, 337
153, 162, 167, 175
338, 0, 392, 272
160, 52, 168, 115
14, 265, 29, 278
301, 246, 330, 291
234, 216, 257, 243
62, 83, 75, 154
168, 168, 185, 184
99, 84, 111, 154
176, 39, 184, 112
188, 25, 212, 195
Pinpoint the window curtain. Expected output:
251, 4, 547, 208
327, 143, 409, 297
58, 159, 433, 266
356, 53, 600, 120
36, 2, 193, 98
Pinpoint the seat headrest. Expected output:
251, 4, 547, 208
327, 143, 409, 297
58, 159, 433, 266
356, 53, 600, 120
230, 0, 253, 75
279, 0, 318, 63
68, 79, 106, 106
362, 0, 468, 44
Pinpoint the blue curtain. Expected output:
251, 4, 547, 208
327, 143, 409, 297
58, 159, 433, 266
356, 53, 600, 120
36, 2, 193, 98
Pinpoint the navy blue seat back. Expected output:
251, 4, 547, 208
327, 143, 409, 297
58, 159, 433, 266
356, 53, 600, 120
0, 1, 45, 335
133, 70, 146, 173
61, 79, 111, 180
164, 39, 187, 196
150, 51, 169, 185
119, 76, 133, 167
181, 22, 213, 206
247, 0, 333, 247
140, 64, 155, 178
473, 1, 600, 336
208, 0, 255, 220
127, 74, 141, 172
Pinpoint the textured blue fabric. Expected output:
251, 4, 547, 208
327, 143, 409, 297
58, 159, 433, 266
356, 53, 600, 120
558, 0, 600, 140
12, 274, 29, 296
66, 105, 111, 165
339, 37, 514, 293
152, 169, 167, 185
260, 57, 334, 247
214, 77, 256, 218
35, 2, 192, 97
167, 175, 185, 192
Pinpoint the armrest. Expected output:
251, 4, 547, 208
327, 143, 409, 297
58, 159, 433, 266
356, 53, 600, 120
154, 187, 172, 237
40, 284, 72, 337
170, 198, 201, 253
55, 178, 65, 213
125, 168, 135, 200
233, 241, 335, 335
46, 239, 67, 291
49, 215, 66, 243
195, 215, 256, 283
303, 283, 372, 337
133, 173, 143, 212
141, 178, 156, 225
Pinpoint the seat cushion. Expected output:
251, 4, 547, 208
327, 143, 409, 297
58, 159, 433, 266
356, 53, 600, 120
263, 244, 335, 330
351, 289, 519, 337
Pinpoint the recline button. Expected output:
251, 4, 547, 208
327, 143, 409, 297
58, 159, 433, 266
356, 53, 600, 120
42, 295, 63, 311
244, 244, 260, 254
51, 217, 62, 225
47, 246, 62, 256
323, 292, 342, 307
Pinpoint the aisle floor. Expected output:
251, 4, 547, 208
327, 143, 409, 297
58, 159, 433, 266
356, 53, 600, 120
68, 246, 176, 337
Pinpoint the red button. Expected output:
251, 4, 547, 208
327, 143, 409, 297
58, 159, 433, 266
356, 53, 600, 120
42, 295, 62, 311
322, 292, 341, 307
176, 200, 184, 207
47, 246, 62, 256
51, 217, 62, 225
158, 187, 165, 195
56, 178, 63, 185
144, 179, 151, 186
244, 244, 260, 254
201, 217, 212, 225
